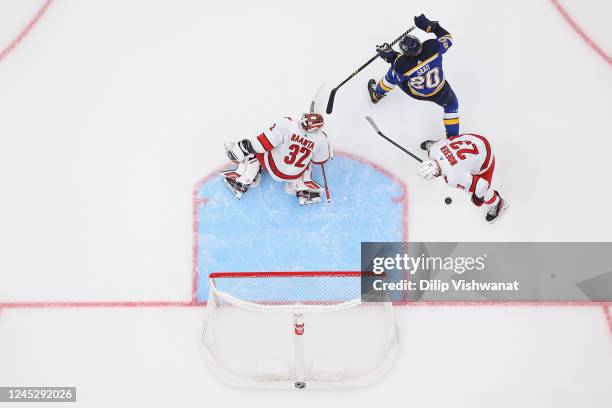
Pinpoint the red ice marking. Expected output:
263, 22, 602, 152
210, 271, 362, 279
604, 305, 612, 337
548, 0, 612, 66
0, 0, 55, 63
0, 301, 200, 308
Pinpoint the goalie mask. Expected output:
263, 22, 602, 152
301, 113, 324, 133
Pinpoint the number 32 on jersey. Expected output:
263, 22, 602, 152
284, 144, 311, 168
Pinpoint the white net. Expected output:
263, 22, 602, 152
201, 272, 399, 389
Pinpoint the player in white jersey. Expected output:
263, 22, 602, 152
417, 133, 509, 223
221, 113, 332, 205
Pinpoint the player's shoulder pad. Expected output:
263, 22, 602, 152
266, 116, 292, 134
393, 55, 418, 76
421, 39, 440, 57
277, 116, 295, 128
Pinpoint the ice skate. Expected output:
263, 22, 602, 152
368, 79, 386, 104
222, 173, 248, 199
296, 190, 322, 206
485, 194, 509, 223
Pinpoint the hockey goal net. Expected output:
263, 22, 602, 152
201, 271, 399, 389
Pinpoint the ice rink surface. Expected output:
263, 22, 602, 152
0, 0, 611, 407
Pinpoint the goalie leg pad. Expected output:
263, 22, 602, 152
283, 164, 324, 205
284, 164, 322, 192
220, 158, 261, 199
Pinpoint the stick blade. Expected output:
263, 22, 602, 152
325, 88, 338, 114
364, 116, 381, 133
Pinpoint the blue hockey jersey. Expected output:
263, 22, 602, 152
382, 33, 453, 98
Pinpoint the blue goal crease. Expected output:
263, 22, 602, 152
195, 155, 406, 302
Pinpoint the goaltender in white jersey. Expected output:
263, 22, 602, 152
221, 113, 331, 205
418, 133, 509, 223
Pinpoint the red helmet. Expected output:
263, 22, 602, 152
301, 113, 324, 132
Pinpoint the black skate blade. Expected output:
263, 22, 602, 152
222, 177, 243, 199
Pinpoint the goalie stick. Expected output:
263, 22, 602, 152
325, 26, 415, 114
364, 116, 423, 163
309, 82, 332, 203
320, 162, 331, 203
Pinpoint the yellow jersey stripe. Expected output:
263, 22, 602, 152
443, 118, 460, 125
403, 53, 439, 77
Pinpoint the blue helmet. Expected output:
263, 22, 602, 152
398, 34, 422, 57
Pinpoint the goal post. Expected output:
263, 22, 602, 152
201, 271, 399, 389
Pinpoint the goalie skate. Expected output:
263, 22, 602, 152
221, 173, 248, 199
296, 190, 322, 206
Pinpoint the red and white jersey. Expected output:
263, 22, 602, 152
251, 117, 331, 182
428, 134, 494, 191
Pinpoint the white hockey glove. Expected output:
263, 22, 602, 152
417, 160, 440, 180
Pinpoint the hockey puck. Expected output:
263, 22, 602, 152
295, 381, 306, 389
445, 197, 452, 205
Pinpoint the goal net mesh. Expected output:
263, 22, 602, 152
201, 272, 398, 389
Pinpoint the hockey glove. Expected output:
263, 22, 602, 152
417, 160, 440, 180
375, 43, 395, 62
414, 14, 439, 33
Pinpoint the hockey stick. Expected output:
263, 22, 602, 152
320, 163, 331, 203
325, 26, 415, 114
365, 116, 423, 163
308, 82, 332, 203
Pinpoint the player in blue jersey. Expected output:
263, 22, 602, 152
368, 14, 459, 150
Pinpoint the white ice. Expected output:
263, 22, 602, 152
0, 0, 611, 407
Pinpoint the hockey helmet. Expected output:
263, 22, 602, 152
398, 34, 422, 57
301, 113, 324, 133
